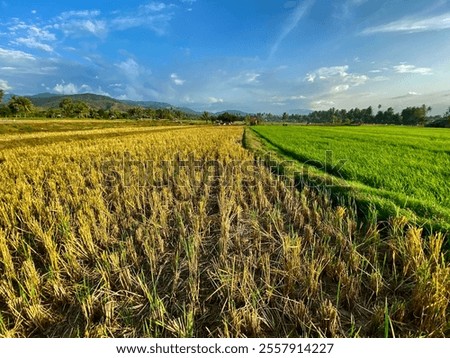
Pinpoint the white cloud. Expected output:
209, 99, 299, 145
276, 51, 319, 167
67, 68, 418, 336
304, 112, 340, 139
0, 79, 12, 91
305, 65, 368, 86
52, 81, 110, 97
311, 100, 335, 110
171, 73, 185, 85
245, 72, 260, 83
305, 73, 316, 82
393, 63, 433, 75
53, 82, 79, 94
314, 65, 349, 81
207, 97, 224, 104
347, 73, 368, 86
332, 84, 350, 93
362, 12, 450, 34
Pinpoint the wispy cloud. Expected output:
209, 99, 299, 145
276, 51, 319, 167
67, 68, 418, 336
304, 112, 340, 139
170, 73, 185, 85
115, 58, 151, 79
362, 12, 450, 34
230, 71, 262, 86
267, 94, 307, 106
112, 58, 158, 101
111, 2, 176, 35
7, 23, 56, 52
54, 10, 108, 38
393, 63, 433, 75
270, 0, 315, 57
0, 47, 36, 60
13, 37, 53, 52
391, 91, 421, 99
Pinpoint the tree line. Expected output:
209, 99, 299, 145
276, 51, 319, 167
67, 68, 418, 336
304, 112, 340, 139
1, 89, 449, 126
0, 91, 190, 120
263, 105, 450, 127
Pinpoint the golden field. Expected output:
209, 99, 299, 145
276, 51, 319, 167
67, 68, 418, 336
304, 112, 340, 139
0, 124, 448, 337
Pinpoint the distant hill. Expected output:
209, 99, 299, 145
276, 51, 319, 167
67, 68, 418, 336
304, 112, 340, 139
215, 110, 250, 117
120, 99, 173, 109
23, 93, 200, 114
4, 92, 251, 117
177, 107, 202, 115
27, 93, 130, 111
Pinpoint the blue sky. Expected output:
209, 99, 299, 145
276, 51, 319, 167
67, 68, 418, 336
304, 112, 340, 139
1, 0, 450, 114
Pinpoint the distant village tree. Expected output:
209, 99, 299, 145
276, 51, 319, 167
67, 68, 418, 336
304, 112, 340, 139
8, 96, 33, 117
201, 111, 211, 123
217, 112, 240, 124
401, 105, 430, 126
445, 107, 450, 126
73, 101, 90, 118
59, 98, 74, 117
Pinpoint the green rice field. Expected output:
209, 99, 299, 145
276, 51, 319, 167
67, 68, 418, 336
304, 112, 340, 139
250, 125, 450, 231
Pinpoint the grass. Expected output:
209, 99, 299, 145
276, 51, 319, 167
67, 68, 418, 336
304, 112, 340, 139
250, 125, 450, 232
0, 122, 449, 337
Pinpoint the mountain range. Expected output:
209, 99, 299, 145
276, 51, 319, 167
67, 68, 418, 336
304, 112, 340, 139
3, 92, 255, 116
2, 92, 312, 116
26, 93, 180, 112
